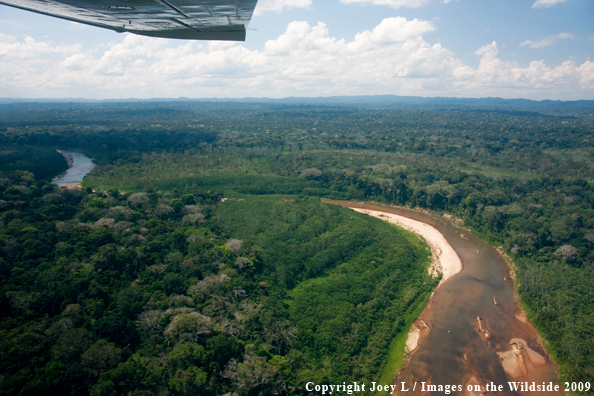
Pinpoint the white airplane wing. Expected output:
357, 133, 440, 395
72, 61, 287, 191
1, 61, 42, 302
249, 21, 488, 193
0, 0, 258, 41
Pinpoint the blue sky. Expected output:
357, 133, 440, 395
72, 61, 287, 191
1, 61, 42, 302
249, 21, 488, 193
0, 0, 593, 100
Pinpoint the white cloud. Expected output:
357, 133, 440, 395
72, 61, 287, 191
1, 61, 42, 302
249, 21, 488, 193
532, 0, 569, 8
467, 41, 594, 96
350, 17, 436, 48
0, 19, 592, 100
339, 0, 432, 8
519, 32, 574, 48
253, 0, 312, 16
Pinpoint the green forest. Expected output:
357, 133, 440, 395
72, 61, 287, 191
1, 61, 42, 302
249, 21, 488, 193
1, 98, 593, 394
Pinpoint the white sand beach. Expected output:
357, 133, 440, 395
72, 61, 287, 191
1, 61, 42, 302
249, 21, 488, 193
352, 209, 462, 285
353, 208, 463, 355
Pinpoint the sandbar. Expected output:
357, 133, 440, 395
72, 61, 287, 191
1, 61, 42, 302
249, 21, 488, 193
404, 327, 420, 354
353, 208, 463, 360
352, 209, 462, 285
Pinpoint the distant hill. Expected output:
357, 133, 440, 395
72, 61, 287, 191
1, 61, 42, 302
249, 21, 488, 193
1, 95, 593, 112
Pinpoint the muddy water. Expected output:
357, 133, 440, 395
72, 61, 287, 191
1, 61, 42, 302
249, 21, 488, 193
323, 200, 562, 396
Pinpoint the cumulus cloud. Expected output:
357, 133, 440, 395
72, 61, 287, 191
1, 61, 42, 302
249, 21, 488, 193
468, 41, 593, 96
519, 32, 574, 48
253, 0, 312, 15
350, 17, 436, 48
0, 18, 592, 100
0, 33, 80, 59
532, 0, 569, 8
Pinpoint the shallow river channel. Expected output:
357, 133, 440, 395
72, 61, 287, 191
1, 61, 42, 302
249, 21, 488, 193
324, 200, 562, 396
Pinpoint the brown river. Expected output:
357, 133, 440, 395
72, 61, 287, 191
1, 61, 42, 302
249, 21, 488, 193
323, 200, 562, 396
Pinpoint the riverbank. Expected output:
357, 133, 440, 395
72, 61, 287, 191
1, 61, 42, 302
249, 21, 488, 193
375, 205, 562, 391
352, 207, 463, 381
51, 149, 74, 182
52, 149, 95, 187
323, 199, 562, 396
352, 209, 462, 286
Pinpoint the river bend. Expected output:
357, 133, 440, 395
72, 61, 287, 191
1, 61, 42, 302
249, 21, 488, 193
324, 200, 561, 396
52, 150, 95, 186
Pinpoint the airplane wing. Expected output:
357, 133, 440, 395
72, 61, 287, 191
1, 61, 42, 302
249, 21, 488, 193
0, 0, 258, 41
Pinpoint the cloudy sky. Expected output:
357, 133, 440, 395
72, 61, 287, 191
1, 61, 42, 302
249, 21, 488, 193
0, 0, 593, 100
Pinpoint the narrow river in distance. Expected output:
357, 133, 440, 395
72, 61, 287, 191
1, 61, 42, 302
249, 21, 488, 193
52, 150, 95, 186
324, 200, 562, 396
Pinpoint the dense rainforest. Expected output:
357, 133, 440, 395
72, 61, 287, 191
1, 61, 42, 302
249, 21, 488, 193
0, 171, 434, 395
1, 97, 593, 394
